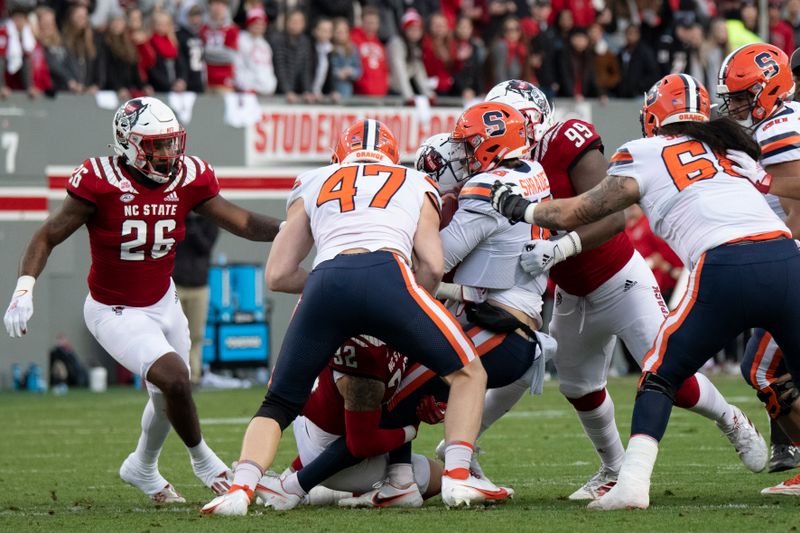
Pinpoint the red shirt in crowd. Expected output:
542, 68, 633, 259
770, 19, 795, 57
200, 22, 239, 89
550, 0, 596, 27
422, 36, 455, 94
351, 27, 388, 96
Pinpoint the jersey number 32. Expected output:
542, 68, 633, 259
316, 164, 406, 213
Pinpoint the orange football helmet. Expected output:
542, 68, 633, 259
717, 43, 795, 126
640, 73, 711, 138
331, 119, 400, 165
451, 102, 528, 175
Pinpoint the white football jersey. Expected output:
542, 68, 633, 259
441, 160, 551, 324
753, 101, 800, 220
608, 134, 790, 268
288, 162, 440, 267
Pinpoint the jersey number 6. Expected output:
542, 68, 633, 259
317, 164, 407, 213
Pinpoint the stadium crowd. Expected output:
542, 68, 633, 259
0, 0, 798, 101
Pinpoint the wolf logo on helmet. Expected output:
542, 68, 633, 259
486, 80, 555, 146
112, 97, 186, 184
415, 133, 467, 194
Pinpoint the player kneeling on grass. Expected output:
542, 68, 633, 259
3, 97, 284, 503
491, 73, 800, 510
254, 335, 444, 510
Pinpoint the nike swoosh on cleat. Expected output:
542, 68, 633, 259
373, 492, 412, 506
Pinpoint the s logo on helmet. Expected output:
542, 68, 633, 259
482, 111, 507, 137
755, 52, 779, 79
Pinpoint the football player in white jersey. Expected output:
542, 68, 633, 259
491, 73, 800, 510
202, 119, 495, 515
486, 79, 761, 500
718, 43, 800, 487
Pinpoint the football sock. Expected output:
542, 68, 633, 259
479, 377, 529, 436
282, 471, 307, 497
686, 373, 734, 427
387, 463, 414, 488
133, 393, 171, 469
444, 441, 473, 475
232, 460, 263, 491
618, 435, 658, 487
187, 438, 215, 464
569, 389, 625, 472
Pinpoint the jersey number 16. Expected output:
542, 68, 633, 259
316, 164, 407, 213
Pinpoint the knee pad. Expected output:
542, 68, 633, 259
637, 372, 676, 403
757, 376, 800, 420
255, 392, 305, 431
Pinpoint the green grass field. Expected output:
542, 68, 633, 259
0, 375, 797, 532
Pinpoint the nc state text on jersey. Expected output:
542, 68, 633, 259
124, 204, 179, 217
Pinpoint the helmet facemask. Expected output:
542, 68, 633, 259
134, 131, 187, 183
718, 87, 761, 129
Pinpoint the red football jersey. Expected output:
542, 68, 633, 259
532, 119, 634, 296
351, 28, 388, 97
66, 155, 220, 307
200, 24, 239, 88
302, 335, 407, 436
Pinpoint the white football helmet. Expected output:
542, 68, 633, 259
112, 97, 186, 184
415, 133, 467, 194
485, 80, 554, 146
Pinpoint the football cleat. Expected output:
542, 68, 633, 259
254, 473, 305, 510
440, 469, 513, 508
119, 453, 186, 504
200, 485, 252, 515
769, 444, 799, 473
761, 472, 800, 495
192, 456, 234, 495
717, 406, 768, 473
587, 478, 649, 510
569, 466, 619, 501
338, 481, 423, 508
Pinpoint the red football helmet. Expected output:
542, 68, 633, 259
640, 74, 711, 138
331, 119, 400, 165
451, 102, 528, 175
717, 43, 795, 126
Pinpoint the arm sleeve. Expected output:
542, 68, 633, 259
440, 197, 501, 273
344, 408, 414, 459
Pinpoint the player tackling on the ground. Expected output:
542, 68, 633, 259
202, 119, 495, 515
3, 97, 283, 503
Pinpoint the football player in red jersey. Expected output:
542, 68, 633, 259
253, 335, 444, 510
484, 80, 765, 500
3, 97, 283, 503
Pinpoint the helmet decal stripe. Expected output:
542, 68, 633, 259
364, 119, 378, 151
684, 74, 698, 112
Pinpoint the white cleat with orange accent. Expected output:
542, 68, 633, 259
200, 485, 252, 516
761, 472, 800, 495
440, 470, 513, 508
338, 481, 423, 508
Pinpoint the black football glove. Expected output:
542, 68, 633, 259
491, 180, 531, 223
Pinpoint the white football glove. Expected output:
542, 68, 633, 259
520, 232, 582, 276
4, 276, 35, 338
726, 149, 772, 193
434, 282, 487, 304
